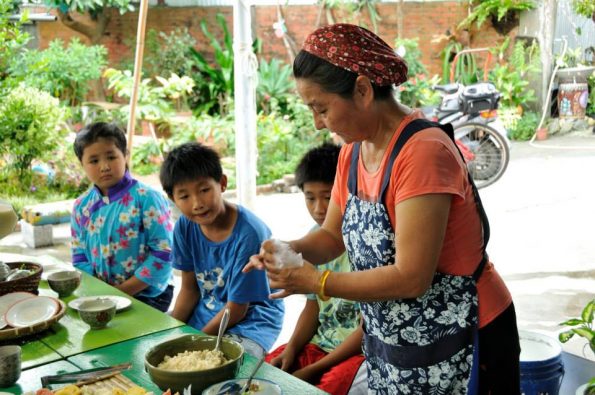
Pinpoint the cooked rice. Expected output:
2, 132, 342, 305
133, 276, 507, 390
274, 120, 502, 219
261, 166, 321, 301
157, 349, 228, 371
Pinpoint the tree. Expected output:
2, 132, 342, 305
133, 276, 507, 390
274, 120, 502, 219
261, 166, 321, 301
44, 0, 135, 44
0, 0, 29, 81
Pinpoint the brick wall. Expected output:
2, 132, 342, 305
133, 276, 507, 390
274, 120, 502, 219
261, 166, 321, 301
36, 2, 510, 78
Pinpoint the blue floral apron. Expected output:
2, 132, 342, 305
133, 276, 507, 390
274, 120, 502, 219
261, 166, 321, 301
341, 119, 490, 394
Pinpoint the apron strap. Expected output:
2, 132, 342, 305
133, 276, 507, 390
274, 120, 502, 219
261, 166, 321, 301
347, 143, 361, 195
379, 118, 491, 281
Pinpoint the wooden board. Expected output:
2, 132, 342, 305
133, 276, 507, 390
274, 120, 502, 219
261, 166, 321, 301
82, 374, 140, 393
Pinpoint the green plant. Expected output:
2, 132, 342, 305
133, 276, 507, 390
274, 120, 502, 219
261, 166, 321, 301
322, 0, 381, 33
559, 298, 595, 395
8, 38, 107, 106
507, 110, 538, 140
130, 113, 236, 177
257, 58, 295, 114
131, 140, 163, 176
257, 112, 305, 184
103, 68, 172, 123
0, 85, 68, 182
440, 40, 479, 85
393, 38, 441, 107
490, 39, 540, 108
557, 47, 586, 68
399, 75, 442, 108
155, 73, 195, 112
256, 107, 330, 185
572, 0, 595, 19
0, 0, 29, 85
588, 71, 595, 116
395, 38, 428, 77
458, 0, 536, 34
189, 14, 234, 115
46, 149, 91, 197
560, 298, 595, 354
169, 113, 235, 155
146, 28, 196, 78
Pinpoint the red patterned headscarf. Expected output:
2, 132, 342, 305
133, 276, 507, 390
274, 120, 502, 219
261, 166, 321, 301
303, 23, 408, 87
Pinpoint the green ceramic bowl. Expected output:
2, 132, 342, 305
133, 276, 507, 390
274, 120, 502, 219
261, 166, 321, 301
145, 334, 244, 395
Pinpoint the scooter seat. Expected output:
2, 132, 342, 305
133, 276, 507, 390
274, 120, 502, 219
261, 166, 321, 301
433, 83, 460, 94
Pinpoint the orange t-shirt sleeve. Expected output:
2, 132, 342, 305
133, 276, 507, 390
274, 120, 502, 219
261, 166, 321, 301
392, 130, 467, 205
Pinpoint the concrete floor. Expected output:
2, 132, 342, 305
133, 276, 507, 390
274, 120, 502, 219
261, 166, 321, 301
1, 131, 594, 359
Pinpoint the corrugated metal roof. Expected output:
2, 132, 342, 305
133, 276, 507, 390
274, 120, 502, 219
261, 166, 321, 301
554, 0, 595, 61
158, 0, 460, 7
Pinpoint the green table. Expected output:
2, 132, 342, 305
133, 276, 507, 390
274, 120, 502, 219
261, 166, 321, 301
2, 360, 80, 394
38, 271, 184, 358
68, 326, 328, 395
17, 340, 63, 370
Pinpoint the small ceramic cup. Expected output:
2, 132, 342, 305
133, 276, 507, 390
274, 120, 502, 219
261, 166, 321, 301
47, 270, 81, 298
0, 345, 21, 388
78, 299, 116, 329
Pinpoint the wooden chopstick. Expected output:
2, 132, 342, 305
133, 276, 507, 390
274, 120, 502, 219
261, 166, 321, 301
75, 370, 122, 387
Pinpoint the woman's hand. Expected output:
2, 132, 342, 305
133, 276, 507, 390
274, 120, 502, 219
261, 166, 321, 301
269, 346, 297, 371
266, 260, 321, 299
243, 239, 278, 273
243, 239, 321, 298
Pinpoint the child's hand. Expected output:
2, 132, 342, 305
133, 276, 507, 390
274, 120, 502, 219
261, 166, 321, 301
269, 347, 296, 371
293, 365, 321, 383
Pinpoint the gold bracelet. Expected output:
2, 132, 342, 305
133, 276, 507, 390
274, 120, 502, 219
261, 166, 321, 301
318, 269, 332, 301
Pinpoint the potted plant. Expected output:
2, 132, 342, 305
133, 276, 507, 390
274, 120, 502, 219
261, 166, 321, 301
556, 46, 595, 83
458, 0, 537, 35
572, 0, 595, 22
559, 298, 595, 395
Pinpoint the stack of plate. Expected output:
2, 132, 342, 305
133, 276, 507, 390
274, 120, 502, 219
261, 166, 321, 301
0, 292, 66, 340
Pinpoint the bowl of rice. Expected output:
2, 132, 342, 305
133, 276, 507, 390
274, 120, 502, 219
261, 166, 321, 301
145, 334, 244, 395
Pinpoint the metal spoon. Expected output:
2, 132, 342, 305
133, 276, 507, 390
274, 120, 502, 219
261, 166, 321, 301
239, 356, 265, 393
215, 307, 230, 353
217, 355, 265, 395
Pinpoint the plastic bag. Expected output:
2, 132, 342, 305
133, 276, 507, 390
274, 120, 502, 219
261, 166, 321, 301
269, 239, 303, 269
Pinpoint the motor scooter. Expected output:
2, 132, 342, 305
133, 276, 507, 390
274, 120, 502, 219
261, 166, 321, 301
423, 48, 510, 188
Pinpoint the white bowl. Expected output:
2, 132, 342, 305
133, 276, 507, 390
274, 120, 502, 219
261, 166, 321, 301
202, 378, 282, 395
5, 296, 59, 328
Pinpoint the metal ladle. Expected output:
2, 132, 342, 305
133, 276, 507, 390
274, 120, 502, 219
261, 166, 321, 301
215, 307, 230, 353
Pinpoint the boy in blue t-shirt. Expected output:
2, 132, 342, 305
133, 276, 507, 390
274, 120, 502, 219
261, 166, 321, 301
160, 142, 284, 357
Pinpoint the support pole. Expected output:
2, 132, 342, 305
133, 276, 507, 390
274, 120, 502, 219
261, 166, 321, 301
126, 0, 150, 169
233, 0, 258, 210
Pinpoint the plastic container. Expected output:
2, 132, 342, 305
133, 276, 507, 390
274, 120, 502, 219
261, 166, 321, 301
519, 330, 564, 395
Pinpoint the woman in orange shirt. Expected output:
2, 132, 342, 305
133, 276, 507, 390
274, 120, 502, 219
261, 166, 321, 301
246, 23, 520, 394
